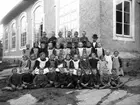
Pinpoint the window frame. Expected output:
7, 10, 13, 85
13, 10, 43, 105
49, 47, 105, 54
4, 27, 9, 52
31, 0, 43, 45
113, 0, 135, 41
55, 0, 80, 37
18, 12, 28, 50
10, 20, 17, 51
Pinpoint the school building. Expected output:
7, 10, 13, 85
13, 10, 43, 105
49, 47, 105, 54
1, 0, 140, 71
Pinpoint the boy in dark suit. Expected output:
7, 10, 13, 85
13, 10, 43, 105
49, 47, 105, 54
91, 34, 98, 56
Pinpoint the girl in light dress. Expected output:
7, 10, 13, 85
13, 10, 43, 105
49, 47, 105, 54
112, 51, 124, 76
104, 50, 113, 74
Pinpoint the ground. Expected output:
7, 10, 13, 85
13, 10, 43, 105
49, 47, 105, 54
0, 69, 140, 105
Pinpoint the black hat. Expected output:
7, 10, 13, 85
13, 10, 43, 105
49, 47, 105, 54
92, 34, 98, 39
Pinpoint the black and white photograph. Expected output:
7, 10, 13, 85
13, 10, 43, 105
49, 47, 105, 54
0, 0, 140, 105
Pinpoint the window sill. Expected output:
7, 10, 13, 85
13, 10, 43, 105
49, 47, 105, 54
19, 46, 26, 50
113, 35, 135, 41
10, 49, 16, 52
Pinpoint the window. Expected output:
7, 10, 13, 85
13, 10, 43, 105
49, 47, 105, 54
32, 4, 43, 42
11, 22, 16, 49
116, 0, 131, 36
57, 0, 79, 37
5, 28, 8, 50
20, 16, 27, 47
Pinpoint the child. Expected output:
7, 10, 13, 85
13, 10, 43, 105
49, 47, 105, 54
29, 54, 37, 73
55, 69, 67, 88
57, 31, 65, 49
80, 70, 92, 89
46, 68, 57, 87
72, 31, 80, 48
96, 43, 105, 58
100, 73, 111, 89
64, 54, 72, 72
39, 42, 48, 57
75, 70, 82, 89
48, 42, 55, 58
40, 32, 48, 46
104, 50, 113, 74
19, 55, 30, 74
56, 55, 65, 73
23, 44, 31, 58
110, 69, 124, 89
55, 43, 61, 57
78, 42, 84, 57
86, 42, 92, 57
63, 43, 71, 58
80, 31, 89, 47
21, 69, 33, 89
34, 52, 49, 75
4, 68, 22, 91
33, 69, 49, 88
48, 54, 58, 69
70, 54, 80, 75
79, 53, 91, 73
30, 41, 40, 58
97, 56, 109, 76
65, 69, 75, 88
89, 53, 100, 87
70, 43, 79, 57
112, 51, 124, 76
65, 31, 72, 48
48, 31, 57, 48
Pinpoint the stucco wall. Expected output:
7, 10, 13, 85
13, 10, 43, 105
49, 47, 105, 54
100, 0, 140, 52
79, 0, 100, 41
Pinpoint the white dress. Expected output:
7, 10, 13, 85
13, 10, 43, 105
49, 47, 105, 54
78, 48, 84, 57
105, 55, 113, 74
34, 58, 49, 74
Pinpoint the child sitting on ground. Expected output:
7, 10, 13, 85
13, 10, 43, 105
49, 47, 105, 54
112, 51, 124, 76
75, 70, 82, 89
80, 70, 92, 89
21, 69, 33, 89
65, 69, 76, 88
3, 68, 22, 91
33, 69, 49, 88
110, 69, 124, 89
46, 68, 57, 87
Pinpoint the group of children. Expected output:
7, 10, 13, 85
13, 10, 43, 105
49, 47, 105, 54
3, 31, 124, 91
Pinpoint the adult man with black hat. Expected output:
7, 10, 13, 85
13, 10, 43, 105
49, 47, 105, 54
91, 34, 98, 56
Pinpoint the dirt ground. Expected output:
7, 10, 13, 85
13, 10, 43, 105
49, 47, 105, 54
0, 72, 140, 105
0, 78, 78, 105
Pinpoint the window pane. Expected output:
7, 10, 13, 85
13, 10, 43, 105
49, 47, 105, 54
124, 1, 130, 13
124, 13, 130, 24
116, 11, 122, 22
124, 24, 130, 35
116, 2, 122, 11
116, 23, 122, 34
